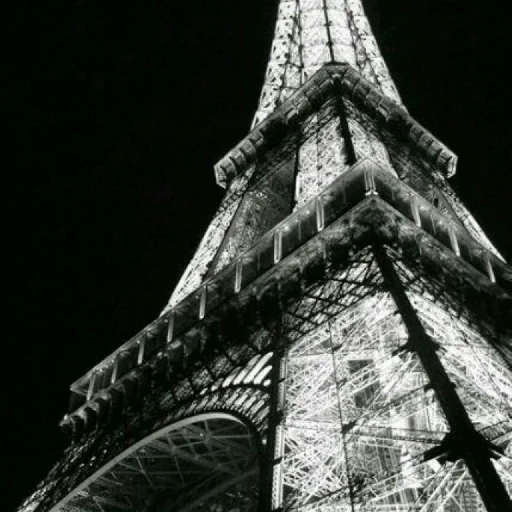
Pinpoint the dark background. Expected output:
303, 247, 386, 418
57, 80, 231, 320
5, 1, 511, 509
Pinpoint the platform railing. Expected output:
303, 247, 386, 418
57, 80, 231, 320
67, 159, 506, 414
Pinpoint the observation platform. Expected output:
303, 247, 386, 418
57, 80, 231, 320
63, 158, 511, 434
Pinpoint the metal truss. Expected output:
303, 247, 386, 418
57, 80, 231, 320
163, 0, 409, 311
17, 3, 512, 512
267, 247, 511, 511
19, 220, 511, 512
428, 178, 504, 261
165, 57, 501, 317
62, 417, 258, 512
166, 168, 256, 308
296, 101, 349, 206
252, 0, 402, 128
28, 157, 509, 512
19, 330, 276, 512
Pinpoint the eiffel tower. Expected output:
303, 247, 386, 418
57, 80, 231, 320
18, 1, 512, 511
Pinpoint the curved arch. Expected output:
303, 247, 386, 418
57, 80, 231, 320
19, 338, 273, 512
51, 412, 261, 512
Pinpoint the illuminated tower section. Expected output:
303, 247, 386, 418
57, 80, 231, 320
18, 2, 512, 512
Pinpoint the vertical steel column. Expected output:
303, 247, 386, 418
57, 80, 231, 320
259, 336, 286, 512
373, 245, 511, 511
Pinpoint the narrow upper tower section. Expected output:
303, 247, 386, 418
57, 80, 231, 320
252, 0, 402, 128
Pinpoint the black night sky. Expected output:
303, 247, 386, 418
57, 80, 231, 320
5, 1, 511, 509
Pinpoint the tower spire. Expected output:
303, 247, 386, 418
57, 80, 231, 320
253, 0, 402, 128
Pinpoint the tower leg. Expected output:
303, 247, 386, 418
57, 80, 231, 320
373, 245, 511, 511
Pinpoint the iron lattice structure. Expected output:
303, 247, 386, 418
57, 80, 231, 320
19, 1, 512, 512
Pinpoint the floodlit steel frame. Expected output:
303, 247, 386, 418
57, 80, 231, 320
17, 1, 512, 512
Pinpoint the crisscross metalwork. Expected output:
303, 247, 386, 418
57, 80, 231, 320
253, 0, 402, 128
17, 2, 512, 512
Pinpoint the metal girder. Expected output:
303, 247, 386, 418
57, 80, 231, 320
255, 243, 511, 510
169, 468, 259, 512
19, 223, 512, 512
63, 417, 258, 512
373, 245, 511, 510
